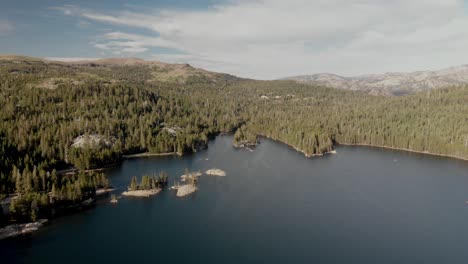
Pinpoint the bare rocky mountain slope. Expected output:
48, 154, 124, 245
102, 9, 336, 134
283, 65, 468, 95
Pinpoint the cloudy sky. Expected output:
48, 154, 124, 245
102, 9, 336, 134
1, 0, 468, 79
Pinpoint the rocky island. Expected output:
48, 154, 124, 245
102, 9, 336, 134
176, 184, 198, 197
122, 173, 168, 197
110, 195, 118, 203
205, 169, 226, 176
180, 171, 202, 182
170, 169, 199, 197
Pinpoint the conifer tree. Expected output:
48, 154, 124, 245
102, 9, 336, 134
130, 176, 138, 191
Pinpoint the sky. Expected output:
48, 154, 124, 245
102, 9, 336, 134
1, 0, 468, 79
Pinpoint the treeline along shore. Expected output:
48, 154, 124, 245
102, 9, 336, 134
336, 143, 468, 162
0, 56, 467, 228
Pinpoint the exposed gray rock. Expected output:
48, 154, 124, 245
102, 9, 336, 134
71, 134, 114, 148
0, 219, 48, 240
284, 65, 468, 96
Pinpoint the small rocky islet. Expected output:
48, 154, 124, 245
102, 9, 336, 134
170, 169, 226, 197
122, 168, 227, 198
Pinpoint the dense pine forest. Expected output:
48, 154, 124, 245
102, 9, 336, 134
0, 56, 467, 225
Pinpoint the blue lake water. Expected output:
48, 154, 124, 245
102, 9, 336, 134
2, 135, 468, 263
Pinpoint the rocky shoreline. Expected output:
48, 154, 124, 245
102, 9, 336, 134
0, 219, 48, 240
122, 152, 177, 159
233, 141, 258, 148
259, 135, 336, 158
122, 189, 161, 197
96, 188, 115, 196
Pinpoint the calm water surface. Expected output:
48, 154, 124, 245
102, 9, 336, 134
2, 135, 468, 264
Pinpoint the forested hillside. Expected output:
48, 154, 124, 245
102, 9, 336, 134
0, 56, 467, 224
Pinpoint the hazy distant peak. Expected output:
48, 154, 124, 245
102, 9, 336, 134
284, 64, 468, 96
0, 54, 47, 62
0, 54, 185, 68
67, 57, 158, 66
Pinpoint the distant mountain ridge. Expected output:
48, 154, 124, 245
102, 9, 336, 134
0, 54, 239, 84
0, 54, 201, 70
2, 55, 467, 95
0, 54, 180, 66
283, 65, 468, 95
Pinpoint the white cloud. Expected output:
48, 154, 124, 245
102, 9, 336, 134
121, 47, 148, 53
96, 31, 179, 51
0, 19, 14, 36
57, 0, 468, 79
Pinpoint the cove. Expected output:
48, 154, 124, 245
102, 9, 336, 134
1, 135, 468, 264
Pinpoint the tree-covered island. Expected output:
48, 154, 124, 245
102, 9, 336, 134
123, 172, 168, 197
